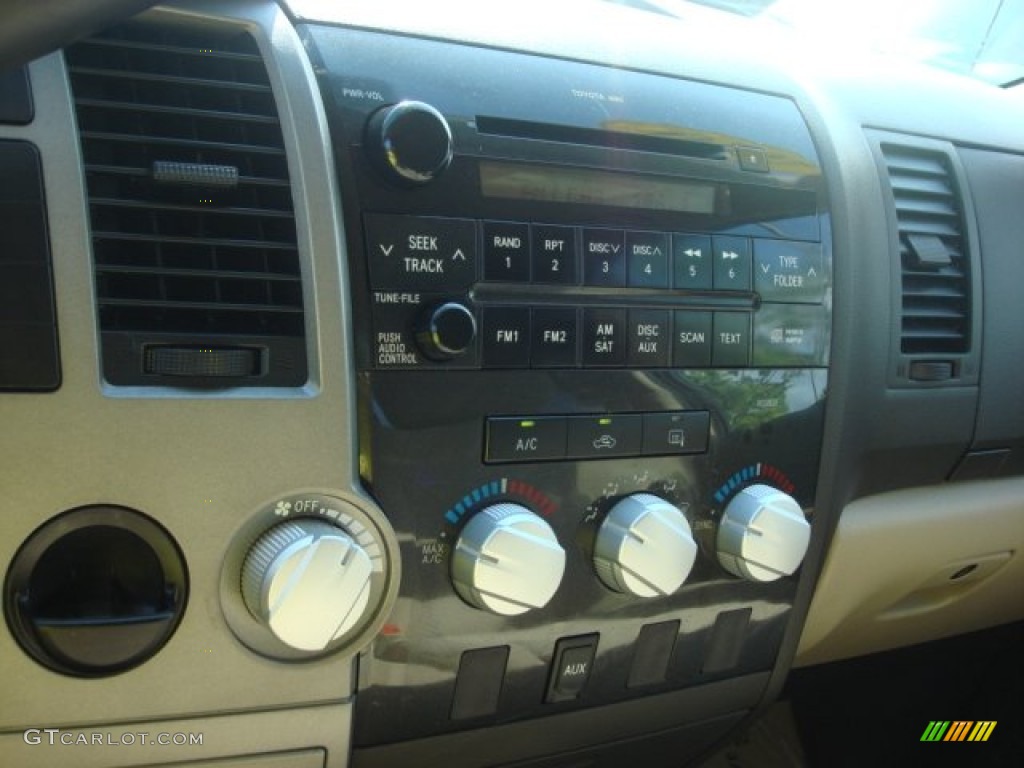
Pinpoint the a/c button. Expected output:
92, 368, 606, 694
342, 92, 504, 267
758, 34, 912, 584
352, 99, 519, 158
486, 417, 567, 463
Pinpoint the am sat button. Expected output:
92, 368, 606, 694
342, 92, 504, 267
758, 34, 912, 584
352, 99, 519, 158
642, 411, 710, 456
546, 634, 599, 703
566, 414, 642, 459
486, 417, 567, 463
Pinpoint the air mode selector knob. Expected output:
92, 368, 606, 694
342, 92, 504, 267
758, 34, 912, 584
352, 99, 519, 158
717, 484, 810, 582
593, 493, 697, 598
242, 519, 374, 652
365, 100, 453, 185
415, 302, 477, 360
451, 503, 566, 616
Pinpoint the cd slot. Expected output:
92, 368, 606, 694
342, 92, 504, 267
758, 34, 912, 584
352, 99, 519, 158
475, 116, 728, 161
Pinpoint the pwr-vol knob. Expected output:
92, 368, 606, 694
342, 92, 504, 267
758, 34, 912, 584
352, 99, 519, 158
242, 519, 374, 652
717, 484, 811, 582
451, 503, 565, 616
593, 493, 697, 598
365, 100, 453, 185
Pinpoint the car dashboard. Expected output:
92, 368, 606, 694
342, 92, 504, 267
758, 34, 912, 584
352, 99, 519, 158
0, 1, 1022, 766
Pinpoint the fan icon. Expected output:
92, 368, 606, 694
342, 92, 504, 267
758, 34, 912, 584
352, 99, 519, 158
274, 501, 292, 517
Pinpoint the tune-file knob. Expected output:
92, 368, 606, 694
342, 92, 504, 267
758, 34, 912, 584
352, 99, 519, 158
451, 503, 565, 616
415, 301, 477, 360
593, 493, 697, 597
717, 484, 810, 582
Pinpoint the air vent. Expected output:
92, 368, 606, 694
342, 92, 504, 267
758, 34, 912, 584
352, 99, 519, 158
879, 143, 971, 357
66, 20, 306, 386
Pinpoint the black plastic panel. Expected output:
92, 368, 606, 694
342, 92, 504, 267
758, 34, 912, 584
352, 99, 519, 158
957, 147, 1024, 476
0, 140, 59, 391
0, 67, 33, 124
353, 368, 825, 745
304, 22, 830, 752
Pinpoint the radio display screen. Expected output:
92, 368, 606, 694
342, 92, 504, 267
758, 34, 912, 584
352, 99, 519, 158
479, 160, 718, 214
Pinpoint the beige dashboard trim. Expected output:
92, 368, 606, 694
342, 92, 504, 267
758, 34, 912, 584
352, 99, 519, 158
796, 477, 1024, 667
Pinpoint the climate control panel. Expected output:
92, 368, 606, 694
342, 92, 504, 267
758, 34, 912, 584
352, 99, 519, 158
352, 367, 825, 746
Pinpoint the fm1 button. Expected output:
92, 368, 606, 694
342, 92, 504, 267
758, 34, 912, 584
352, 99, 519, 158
486, 417, 567, 463
482, 307, 530, 368
546, 634, 599, 703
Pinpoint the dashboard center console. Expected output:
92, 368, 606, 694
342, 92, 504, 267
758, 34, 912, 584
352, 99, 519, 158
305, 25, 832, 755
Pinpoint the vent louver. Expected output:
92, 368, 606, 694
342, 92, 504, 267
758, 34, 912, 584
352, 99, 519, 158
66, 20, 306, 386
880, 144, 970, 357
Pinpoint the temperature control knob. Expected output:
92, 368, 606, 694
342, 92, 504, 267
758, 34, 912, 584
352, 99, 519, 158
365, 100, 453, 185
593, 493, 697, 598
451, 503, 565, 616
242, 519, 374, 652
717, 484, 810, 582
415, 301, 477, 360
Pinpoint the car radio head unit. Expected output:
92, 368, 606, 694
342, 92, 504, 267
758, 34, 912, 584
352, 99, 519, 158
307, 23, 830, 750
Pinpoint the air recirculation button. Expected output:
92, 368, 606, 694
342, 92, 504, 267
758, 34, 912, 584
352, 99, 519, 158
3, 506, 188, 677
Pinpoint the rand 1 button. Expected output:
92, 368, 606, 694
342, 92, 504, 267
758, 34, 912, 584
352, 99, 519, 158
532, 224, 578, 284
582, 228, 626, 287
566, 414, 643, 459
532, 308, 579, 368
712, 312, 751, 367
673, 233, 712, 290
482, 307, 530, 368
753, 239, 825, 303
712, 235, 752, 291
582, 308, 626, 367
626, 231, 669, 288
642, 411, 710, 456
483, 221, 531, 282
486, 417, 568, 463
546, 634, 599, 703
673, 311, 713, 367
364, 214, 478, 291
628, 309, 670, 367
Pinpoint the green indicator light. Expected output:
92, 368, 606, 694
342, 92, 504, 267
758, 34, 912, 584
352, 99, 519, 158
598, 418, 613, 426
520, 420, 536, 428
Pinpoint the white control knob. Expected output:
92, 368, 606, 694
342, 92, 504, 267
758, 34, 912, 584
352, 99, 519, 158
593, 493, 697, 598
451, 503, 565, 616
242, 519, 373, 652
717, 484, 810, 582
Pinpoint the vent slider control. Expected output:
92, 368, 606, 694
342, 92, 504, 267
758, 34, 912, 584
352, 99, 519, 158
152, 160, 240, 188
